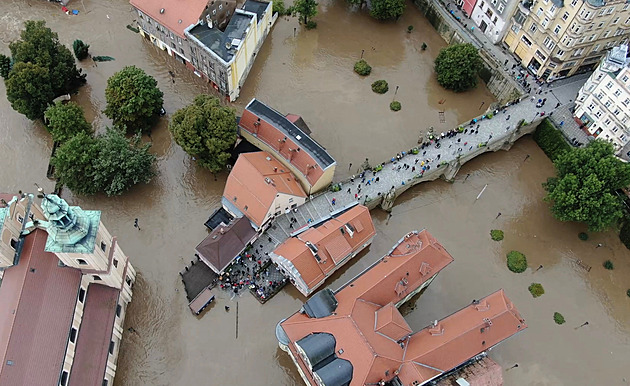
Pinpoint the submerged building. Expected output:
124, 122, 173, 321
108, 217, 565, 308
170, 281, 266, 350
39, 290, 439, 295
270, 205, 376, 297
276, 230, 526, 386
0, 193, 135, 386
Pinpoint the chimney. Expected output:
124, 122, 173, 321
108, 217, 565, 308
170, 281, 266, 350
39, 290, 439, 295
220, 228, 225, 235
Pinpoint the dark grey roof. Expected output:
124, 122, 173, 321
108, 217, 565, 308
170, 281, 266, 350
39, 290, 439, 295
296, 333, 337, 369
247, 99, 336, 168
242, 0, 268, 21
205, 207, 234, 230
315, 358, 353, 386
550, 0, 563, 7
586, 0, 604, 6
303, 288, 338, 318
195, 217, 256, 273
189, 12, 254, 63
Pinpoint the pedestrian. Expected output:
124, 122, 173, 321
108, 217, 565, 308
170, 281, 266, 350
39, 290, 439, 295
331, 198, 336, 205
348, 162, 352, 171
555, 102, 561, 108
504, 59, 508, 66
134, 218, 141, 231
506, 114, 511, 120
496, 212, 502, 219
596, 243, 603, 248
560, 121, 564, 126
347, 187, 351, 194
225, 305, 230, 311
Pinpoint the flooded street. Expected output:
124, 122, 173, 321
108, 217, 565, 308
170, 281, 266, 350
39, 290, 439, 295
1, 0, 629, 385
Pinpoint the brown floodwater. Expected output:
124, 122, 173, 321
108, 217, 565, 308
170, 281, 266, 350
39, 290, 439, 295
1, 0, 629, 385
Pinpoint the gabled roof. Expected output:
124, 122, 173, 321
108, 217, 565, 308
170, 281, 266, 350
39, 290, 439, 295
240, 99, 336, 186
271, 205, 375, 292
196, 217, 257, 273
279, 230, 527, 386
223, 151, 306, 227
130, 0, 208, 38
0, 229, 82, 386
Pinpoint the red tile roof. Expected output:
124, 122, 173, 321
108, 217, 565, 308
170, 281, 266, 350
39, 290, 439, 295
223, 151, 306, 227
271, 205, 375, 294
0, 229, 82, 386
279, 230, 527, 386
69, 284, 119, 386
130, 0, 208, 38
240, 102, 332, 187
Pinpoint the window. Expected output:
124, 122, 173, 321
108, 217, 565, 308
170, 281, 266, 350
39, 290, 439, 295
556, 49, 565, 56
554, 25, 561, 34
614, 89, 622, 97
536, 7, 543, 16
219, 3, 223, 10
595, 110, 603, 118
77, 259, 88, 265
170, 32, 174, 39
70, 328, 77, 343
606, 81, 613, 89
623, 75, 629, 82
613, 17, 620, 25
113, 258, 118, 268
177, 37, 182, 45
116, 304, 122, 317
562, 12, 569, 21
212, 9, 217, 15
93, 275, 102, 281
529, 23, 538, 33
543, 37, 555, 50
521, 35, 533, 46
103, 380, 109, 386
542, 17, 549, 28
588, 103, 596, 110
549, 4, 557, 14
60, 371, 69, 386
497, 3, 505, 13
79, 287, 86, 303
171, 42, 176, 49
605, 100, 612, 107
599, 9, 606, 16
592, 44, 600, 52
10, 238, 17, 249
511, 24, 521, 33
606, 6, 615, 15
624, 4, 629, 10
126, 276, 133, 286
589, 34, 596, 41
603, 30, 610, 38
535, 50, 547, 61
613, 126, 619, 133
615, 29, 624, 37
109, 341, 115, 355
573, 48, 584, 56
570, 0, 578, 6
100, 241, 106, 252
623, 98, 630, 106
614, 109, 621, 116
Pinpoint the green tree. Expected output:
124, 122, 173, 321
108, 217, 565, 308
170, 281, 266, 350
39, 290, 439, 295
51, 131, 100, 195
293, 0, 318, 25
92, 128, 156, 196
9, 20, 86, 96
370, 0, 405, 20
0, 54, 11, 79
104, 65, 164, 134
169, 95, 237, 173
44, 101, 92, 143
72, 39, 90, 61
434, 43, 483, 92
543, 140, 630, 232
5, 62, 54, 120
619, 220, 630, 250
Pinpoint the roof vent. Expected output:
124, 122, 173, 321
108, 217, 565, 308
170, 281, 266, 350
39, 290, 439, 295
265, 177, 272, 184
266, 156, 272, 161
225, 41, 232, 49
160, 8, 165, 14
296, 135, 302, 140
178, 19, 182, 24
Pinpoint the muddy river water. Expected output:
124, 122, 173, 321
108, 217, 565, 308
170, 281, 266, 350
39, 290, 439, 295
1, 0, 629, 385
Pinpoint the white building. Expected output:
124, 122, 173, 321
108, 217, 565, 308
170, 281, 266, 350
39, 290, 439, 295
575, 44, 630, 152
470, 0, 520, 44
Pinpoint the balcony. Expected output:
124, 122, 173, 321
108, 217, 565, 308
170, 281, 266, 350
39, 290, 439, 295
518, 1, 533, 15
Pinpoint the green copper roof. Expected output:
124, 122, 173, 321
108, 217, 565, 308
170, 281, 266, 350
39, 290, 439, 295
41, 195, 101, 254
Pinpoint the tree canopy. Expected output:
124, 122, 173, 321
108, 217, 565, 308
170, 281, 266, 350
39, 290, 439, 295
5, 62, 54, 120
44, 101, 92, 143
370, 0, 405, 20
543, 140, 630, 232
293, 0, 318, 25
9, 20, 85, 97
104, 65, 164, 134
52, 128, 156, 196
434, 43, 483, 92
169, 95, 237, 173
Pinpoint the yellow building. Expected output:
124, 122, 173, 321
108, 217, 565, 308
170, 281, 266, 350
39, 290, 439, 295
504, 0, 630, 80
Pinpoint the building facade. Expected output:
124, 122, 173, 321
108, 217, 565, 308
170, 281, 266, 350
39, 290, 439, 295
0, 194, 135, 386
575, 44, 630, 151
504, 0, 630, 80
471, 0, 520, 44
131, 0, 273, 101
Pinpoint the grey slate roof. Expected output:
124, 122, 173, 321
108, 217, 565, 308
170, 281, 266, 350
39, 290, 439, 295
302, 288, 338, 318
189, 12, 253, 63
242, 0, 268, 21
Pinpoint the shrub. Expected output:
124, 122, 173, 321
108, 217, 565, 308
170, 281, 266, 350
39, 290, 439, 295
72, 39, 90, 61
528, 283, 545, 298
578, 232, 589, 241
506, 250, 527, 273
373, 165, 383, 172
553, 312, 565, 325
490, 229, 504, 241
390, 101, 401, 111
330, 183, 341, 192
371, 80, 389, 94
421, 42, 427, 50
273, 0, 287, 15
407, 25, 414, 33
486, 113, 494, 119
305, 20, 317, 29
619, 220, 630, 250
603, 260, 614, 270
411, 148, 419, 155
354, 59, 372, 76
533, 119, 571, 161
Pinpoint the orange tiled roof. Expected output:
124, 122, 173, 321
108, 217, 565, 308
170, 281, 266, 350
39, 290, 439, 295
271, 205, 375, 292
279, 230, 527, 386
130, 0, 208, 38
223, 151, 306, 228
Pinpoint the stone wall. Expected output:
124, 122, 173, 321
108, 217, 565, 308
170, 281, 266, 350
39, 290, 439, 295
413, 0, 522, 104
